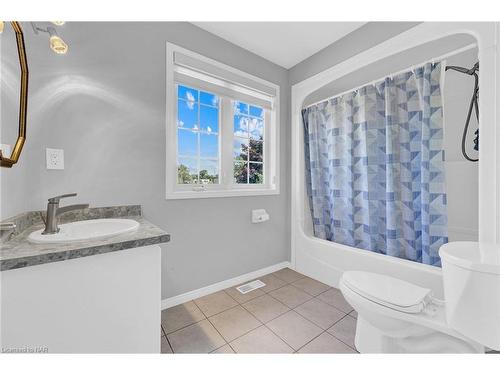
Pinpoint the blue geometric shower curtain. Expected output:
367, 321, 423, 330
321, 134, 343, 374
302, 62, 448, 266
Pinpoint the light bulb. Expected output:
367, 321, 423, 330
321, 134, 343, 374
51, 21, 65, 26
50, 35, 68, 54
0, 21, 4, 34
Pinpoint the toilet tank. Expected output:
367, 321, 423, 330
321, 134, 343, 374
439, 242, 500, 350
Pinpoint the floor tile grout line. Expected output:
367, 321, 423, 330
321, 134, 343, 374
263, 321, 315, 353
293, 329, 327, 353
284, 325, 327, 353
293, 291, 358, 352
294, 296, 350, 317
161, 323, 175, 353
192, 289, 238, 318
160, 324, 174, 353
165, 292, 237, 341
209, 314, 264, 349
201, 299, 268, 350
229, 321, 295, 353
326, 314, 358, 350
161, 325, 167, 337
164, 318, 205, 336
324, 330, 358, 352
292, 307, 349, 332
227, 341, 237, 353
240, 300, 292, 326
165, 332, 175, 353
260, 300, 328, 352
204, 316, 233, 353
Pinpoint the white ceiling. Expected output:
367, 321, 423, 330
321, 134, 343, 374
191, 22, 366, 69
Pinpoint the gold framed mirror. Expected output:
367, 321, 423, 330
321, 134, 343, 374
0, 21, 29, 168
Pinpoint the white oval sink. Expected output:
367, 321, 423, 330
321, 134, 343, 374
28, 218, 140, 244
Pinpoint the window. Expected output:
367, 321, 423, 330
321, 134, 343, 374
166, 43, 280, 199
177, 85, 220, 185
233, 101, 264, 184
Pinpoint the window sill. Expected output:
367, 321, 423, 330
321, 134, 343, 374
165, 187, 280, 200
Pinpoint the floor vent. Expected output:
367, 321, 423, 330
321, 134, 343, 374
236, 280, 266, 294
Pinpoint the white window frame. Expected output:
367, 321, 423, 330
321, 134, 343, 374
166, 42, 280, 200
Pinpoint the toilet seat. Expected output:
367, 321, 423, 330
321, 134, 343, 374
341, 271, 434, 314
339, 271, 485, 353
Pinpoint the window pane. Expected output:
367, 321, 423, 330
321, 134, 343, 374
200, 133, 218, 159
178, 85, 198, 103
249, 140, 263, 162
234, 162, 248, 184
200, 91, 218, 107
249, 163, 263, 184
249, 105, 263, 118
177, 157, 198, 184
249, 117, 264, 140
178, 129, 198, 157
178, 99, 198, 129
234, 115, 249, 138
200, 105, 219, 134
234, 101, 249, 115
199, 159, 219, 184
233, 137, 248, 161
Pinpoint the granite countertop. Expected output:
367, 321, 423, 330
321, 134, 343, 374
0, 205, 170, 271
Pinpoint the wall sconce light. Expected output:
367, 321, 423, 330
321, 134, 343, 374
31, 22, 69, 54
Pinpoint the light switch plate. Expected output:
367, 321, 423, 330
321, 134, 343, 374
46, 148, 64, 170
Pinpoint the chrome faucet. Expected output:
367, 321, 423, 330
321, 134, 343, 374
42, 193, 89, 235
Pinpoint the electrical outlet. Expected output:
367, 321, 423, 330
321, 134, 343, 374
46, 148, 64, 170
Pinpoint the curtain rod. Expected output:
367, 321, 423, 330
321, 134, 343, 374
303, 43, 478, 110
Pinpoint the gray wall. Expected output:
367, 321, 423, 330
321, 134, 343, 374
289, 22, 421, 85
1, 22, 290, 299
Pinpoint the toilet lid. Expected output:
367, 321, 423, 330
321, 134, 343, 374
341, 271, 433, 314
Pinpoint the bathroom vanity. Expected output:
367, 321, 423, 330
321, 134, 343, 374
0, 206, 170, 353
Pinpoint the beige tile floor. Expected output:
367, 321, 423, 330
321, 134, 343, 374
160, 268, 358, 353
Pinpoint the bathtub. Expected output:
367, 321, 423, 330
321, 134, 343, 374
291, 23, 500, 302
292, 202, 446, 299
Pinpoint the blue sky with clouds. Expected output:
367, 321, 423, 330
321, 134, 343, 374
177, 84, 264, 177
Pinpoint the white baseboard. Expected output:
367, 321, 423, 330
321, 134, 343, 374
161, 261, 292, 310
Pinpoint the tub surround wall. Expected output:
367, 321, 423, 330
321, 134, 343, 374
442, 48, 479, 242
0, 22, 290, 299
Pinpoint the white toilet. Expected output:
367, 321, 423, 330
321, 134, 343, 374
339, 241, 500, 353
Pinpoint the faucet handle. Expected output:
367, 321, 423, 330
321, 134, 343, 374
48, 193, 77, 204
